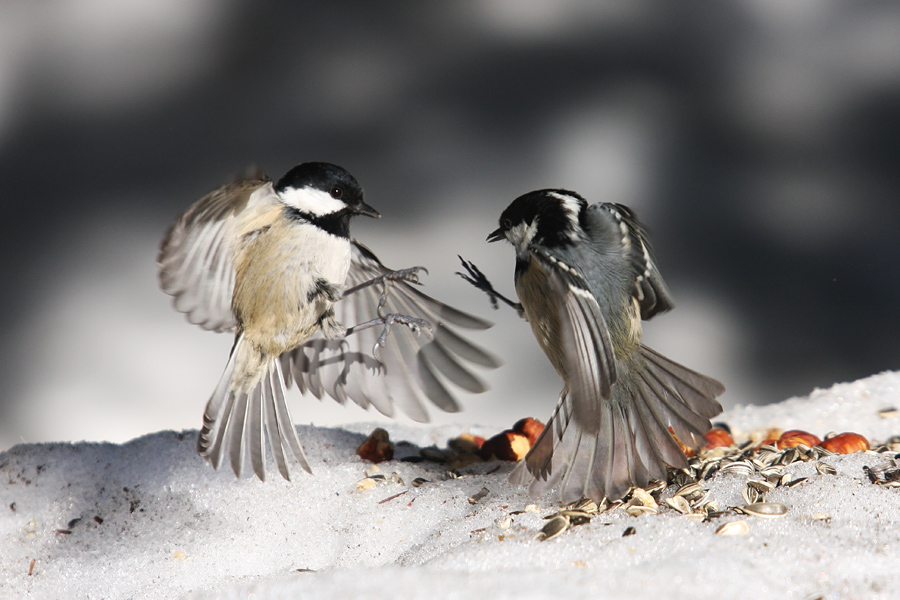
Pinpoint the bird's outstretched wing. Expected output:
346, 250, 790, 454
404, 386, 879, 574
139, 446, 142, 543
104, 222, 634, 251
157, 171, 272, 333
511, 250, 723, 502
282, 241, 502, 422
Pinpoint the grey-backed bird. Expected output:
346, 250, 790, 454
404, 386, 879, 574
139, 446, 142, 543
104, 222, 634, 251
462, 189, 723, 502
159, 162, 500, 481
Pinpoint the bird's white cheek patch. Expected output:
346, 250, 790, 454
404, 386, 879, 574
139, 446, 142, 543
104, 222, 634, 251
279, 187, 346, 216
508, 220, 539, 256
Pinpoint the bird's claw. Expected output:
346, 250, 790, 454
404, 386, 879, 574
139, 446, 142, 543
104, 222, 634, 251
372, 314, 432, 360
382, 266, 428, 286
456, 255, 525, 317
456, 256, 499, 309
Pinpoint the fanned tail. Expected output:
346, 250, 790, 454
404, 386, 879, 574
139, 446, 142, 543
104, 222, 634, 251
511, 345, 724, 503
197, 334, 311, 480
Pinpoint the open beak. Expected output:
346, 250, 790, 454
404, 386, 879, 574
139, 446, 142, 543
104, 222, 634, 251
486, 227, 505, 243
354, 201, 381, 219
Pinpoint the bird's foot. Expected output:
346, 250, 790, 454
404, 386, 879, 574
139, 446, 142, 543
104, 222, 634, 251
456, 256, 525, 317
344, 313, 432, 360
342, 266, 428, 314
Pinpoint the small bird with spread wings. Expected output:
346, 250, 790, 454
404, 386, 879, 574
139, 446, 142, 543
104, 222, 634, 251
460, 189, 723, 502
159, 162, 499, 481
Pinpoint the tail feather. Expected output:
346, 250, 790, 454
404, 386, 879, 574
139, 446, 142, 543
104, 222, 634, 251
511, 346, 724, 502
197, 334, 311, 481
228, 392, 249, 477
264, 367, 290, 480
272, 359, 311, 475
247, 377, 266, 481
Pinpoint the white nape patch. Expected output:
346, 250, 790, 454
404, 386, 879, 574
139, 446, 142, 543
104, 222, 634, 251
548, 191, 585, 241
547, 191, 581, 221
278, 186, 346, 217
507, 218, 540, 256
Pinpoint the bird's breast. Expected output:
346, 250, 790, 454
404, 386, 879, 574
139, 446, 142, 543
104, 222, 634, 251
232, 220, 351, 355
515, 256, 569, 379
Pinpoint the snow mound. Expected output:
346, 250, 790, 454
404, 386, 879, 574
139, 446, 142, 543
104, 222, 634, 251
1, 373, 899, 599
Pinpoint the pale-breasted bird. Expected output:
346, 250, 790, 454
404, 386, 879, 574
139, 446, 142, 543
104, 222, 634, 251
159, 162, 499, 481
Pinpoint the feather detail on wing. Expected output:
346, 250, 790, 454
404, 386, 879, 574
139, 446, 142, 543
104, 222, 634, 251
197, 333, 311, 480
282, 241, 502, 422
512, 345, 724, 503
586, 203, 675, 320
532, 250, 617, 428
158, 174, 272, 332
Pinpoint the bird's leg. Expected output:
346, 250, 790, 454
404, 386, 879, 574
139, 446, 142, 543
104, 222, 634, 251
456, 256, 525, 318
341, 266, 433, 358
344, 314, 432, 360
342, 266, 428, 314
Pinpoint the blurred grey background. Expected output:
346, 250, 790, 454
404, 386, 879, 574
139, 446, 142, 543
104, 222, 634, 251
2, 1, 899, 450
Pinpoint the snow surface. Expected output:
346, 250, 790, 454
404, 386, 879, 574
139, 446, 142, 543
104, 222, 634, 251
2, 372, 900, 600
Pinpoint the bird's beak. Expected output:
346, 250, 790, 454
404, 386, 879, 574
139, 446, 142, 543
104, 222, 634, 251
486, 227, 505, 243
354, 202, 381, 219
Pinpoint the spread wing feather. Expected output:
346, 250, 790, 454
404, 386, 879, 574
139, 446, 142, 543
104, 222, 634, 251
511, 250, 723, 502
586, 203, 675, 320
284, 241, 502, 421
158, 174, 272, 332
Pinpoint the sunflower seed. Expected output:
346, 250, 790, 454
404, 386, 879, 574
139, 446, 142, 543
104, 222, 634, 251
741, 502, 788, 518
625, 504, 657, 517
699, 460, 720, 480
747, 479, 775, 494
644, 479, 667, 496
675, 482, 703, 499
631, 488, 658, 509
716, 520, 750, 536
721, 460, 753, 476
690, 489, 711, 508
356, 477, 379, 490
703, 500, 721, 515
877, 407, 899, 419
572, 497, 602, 514
665, 495, 692, 515
559, 509, 592, 520
534, 515, 570, 541
467, 487, 489, 504
411, 477, 429, 487
742, 486, 759, 505
812, 446, 835, 459
779, 447, 800, 465
816, 461, 837, 476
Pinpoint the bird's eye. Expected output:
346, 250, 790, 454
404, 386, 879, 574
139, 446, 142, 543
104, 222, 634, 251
503, 219, 512, 229
330, 186, 343, 199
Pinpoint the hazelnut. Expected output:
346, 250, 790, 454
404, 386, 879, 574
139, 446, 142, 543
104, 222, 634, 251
777, 430, 821, 450
448, 433, 486, 454
819, 432, 870, 454
480, 431, 531, 461
705, 428, 734, 449
513, 417, 545, 446
356, 427, 394, 463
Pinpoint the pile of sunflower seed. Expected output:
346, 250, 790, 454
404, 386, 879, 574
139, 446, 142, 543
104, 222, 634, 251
532, 433, 900, 542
